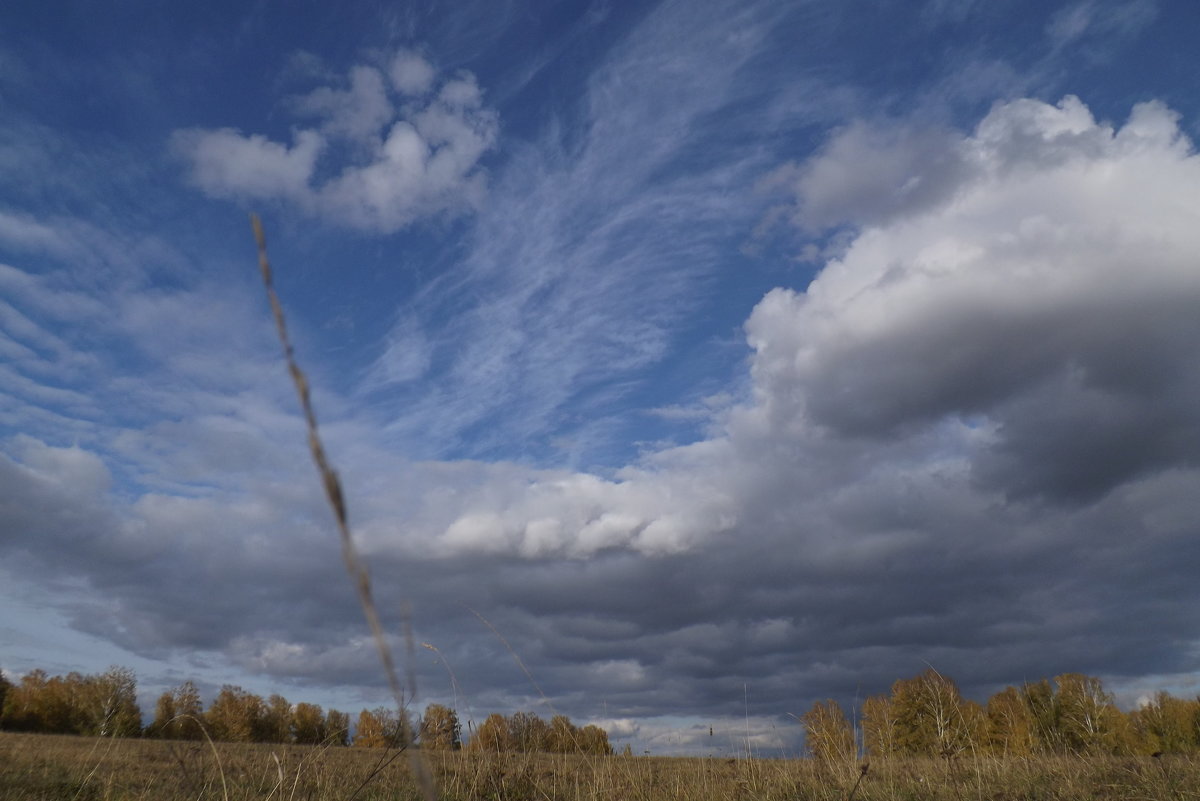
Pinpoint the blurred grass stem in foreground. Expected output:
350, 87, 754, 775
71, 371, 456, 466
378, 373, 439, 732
251, 213, 434, 799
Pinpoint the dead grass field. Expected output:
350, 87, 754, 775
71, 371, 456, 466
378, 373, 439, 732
3, 731, 1199, 800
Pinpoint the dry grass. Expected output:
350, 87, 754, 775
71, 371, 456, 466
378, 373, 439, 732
3, 732, 1199, 801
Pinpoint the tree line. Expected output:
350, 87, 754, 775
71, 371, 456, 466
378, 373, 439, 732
469, 711, 613, 754
350, 707, 613, 754
0, 666, 609, 753
803, 669, 1200, 760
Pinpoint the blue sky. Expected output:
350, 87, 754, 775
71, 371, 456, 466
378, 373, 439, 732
3, 0, 1200, 755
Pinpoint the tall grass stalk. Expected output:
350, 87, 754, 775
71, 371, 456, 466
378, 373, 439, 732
250, 214, 434, 799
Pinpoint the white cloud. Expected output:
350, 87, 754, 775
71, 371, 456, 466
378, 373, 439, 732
0, 211, 77, 259
436, 77, 482, 109
389, 49, 435, 96
766, 122, 972, 232
754, 97, 1198, 428
1046, 2, 1097, 45
368, 318, 431, 386
173, 53, 498, 232
1046, 0, 1158, 48
173, 128, 323, 202
291, 65, 393, 144
391, 456, 738, 559
0, 263, 109, 323
12, 435, 112, 496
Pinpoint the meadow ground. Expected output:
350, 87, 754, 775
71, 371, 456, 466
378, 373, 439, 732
2, 731, 1199, 800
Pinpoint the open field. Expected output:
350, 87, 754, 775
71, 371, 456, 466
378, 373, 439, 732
2, 732, 1199, 801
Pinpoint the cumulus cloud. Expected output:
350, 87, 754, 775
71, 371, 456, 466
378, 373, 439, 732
426, 458, 737, 559
754, 96, 1200, 500
291, 65, 394, 144
171, 129, 323, 202
764, 122, 973, 231
389, 49, 436, 96
173, 51, 498, 232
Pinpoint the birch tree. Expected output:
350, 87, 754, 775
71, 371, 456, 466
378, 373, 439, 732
802, 699, 856, 762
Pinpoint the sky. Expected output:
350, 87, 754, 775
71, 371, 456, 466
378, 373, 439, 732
2, 0, 1199, 756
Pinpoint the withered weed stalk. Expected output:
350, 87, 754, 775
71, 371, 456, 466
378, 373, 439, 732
251, 214, 434, 800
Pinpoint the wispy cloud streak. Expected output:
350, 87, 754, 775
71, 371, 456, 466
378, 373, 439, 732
364, 0, 791, 463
